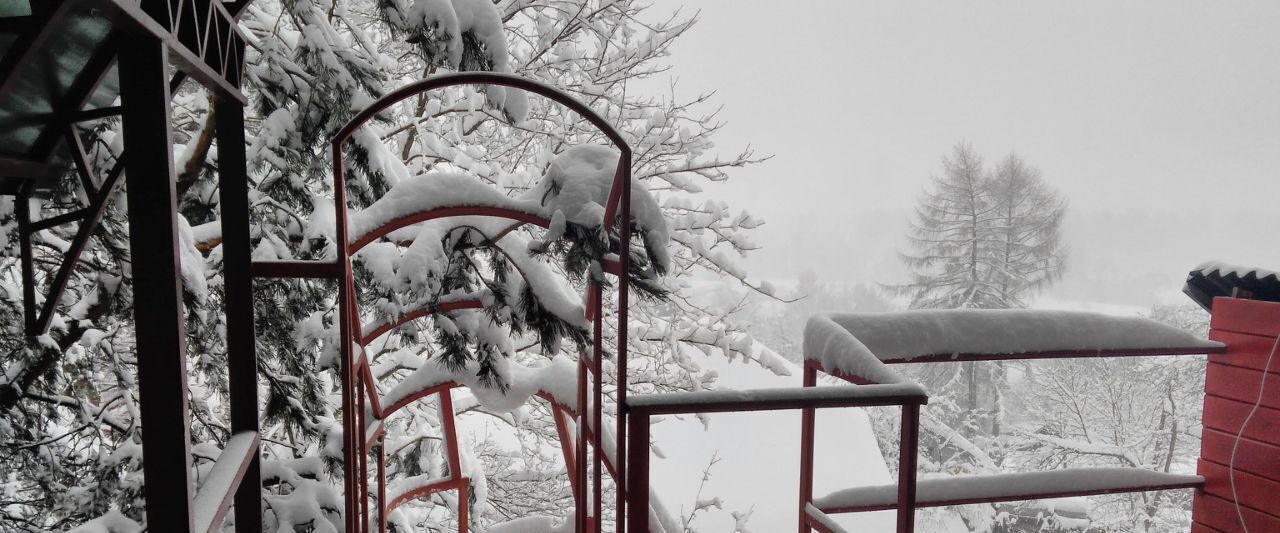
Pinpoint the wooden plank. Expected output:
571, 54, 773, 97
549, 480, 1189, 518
1199, 459, 1280, 517
1200, 428, 1280, 483
1204, 363, 1280, 411
1191, 522, 1230, 533
1192, 492, 1280, 532
1203, 394, 1280, 445
1211, 297, 1280, 338
1208, 331, 1280, 376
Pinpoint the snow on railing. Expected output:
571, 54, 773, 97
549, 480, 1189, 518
786, 310, 1225, 533
192, 431, 260, 533
812, 468, 1204, 513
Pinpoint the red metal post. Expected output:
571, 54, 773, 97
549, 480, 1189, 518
439, 390, 466, 532
357, 362, 369, 530
458, 478, 470, 533
625, 408, 650, 533
897, 403, 920, 533
592, 282, 604, 530
377, 434, 387, 533
798, 364, 817, 533
216, 90, 263, 533
333, 136, 359, 533
577, 345, 590, 531
554, 405, 581, 504
119, 30, 195, 532
615, 157, 631, 533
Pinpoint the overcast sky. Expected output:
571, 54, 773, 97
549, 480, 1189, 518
647, 1, 1280, 309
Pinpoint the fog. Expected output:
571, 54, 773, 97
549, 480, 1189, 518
650, 0, 1280, 308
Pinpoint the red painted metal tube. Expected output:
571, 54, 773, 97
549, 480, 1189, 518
349, 207, 550, 253
577, 341, 590, 532
878, 346, 1226, 364
332, 134, 359, 532
358, 299, 485, 346
384, 477, 468, 515
896, 403, 920, 533
592, 282, 604, 530
457, 478, 470, 533
377, 434, 387, 533
333, 73, 631, 166
615, 158, 632, 533
797, 365, 817, 533
554, 404, 581, 505
625, 410, 650, 533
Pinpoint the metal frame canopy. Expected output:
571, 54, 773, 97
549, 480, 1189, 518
310, 72, 638, 532
3, 1, 261, 532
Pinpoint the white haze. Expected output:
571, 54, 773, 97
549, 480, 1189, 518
647, 0, 1280, 308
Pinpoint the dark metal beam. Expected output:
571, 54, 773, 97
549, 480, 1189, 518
24, 208, 87, 233
27, 158, 124, 335
216, 88, 262, 533
119, 30, 194, 533
75, 106, 124, 123
0, 156, 58, 181
16, 195, 37, 333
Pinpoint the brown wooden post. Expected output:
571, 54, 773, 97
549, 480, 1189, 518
1192, 297, 1280, 531
119, 29, 194, 532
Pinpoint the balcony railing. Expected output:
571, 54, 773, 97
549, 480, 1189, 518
625, 308, 1228, 533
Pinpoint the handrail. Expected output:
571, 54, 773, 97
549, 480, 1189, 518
794, 310, 1227, 533
624, 385, 927, 532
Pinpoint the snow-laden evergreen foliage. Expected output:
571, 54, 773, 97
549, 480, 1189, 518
0, 1, 775, 530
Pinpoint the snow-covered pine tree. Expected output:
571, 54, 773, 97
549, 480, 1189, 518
880, 142, 1069, 529
988, 154, 1066, 309
898, 142, 998, 311
1, 0, 782, 531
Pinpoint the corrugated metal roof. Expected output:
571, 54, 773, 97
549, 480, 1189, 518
1184, 261, 1280, 311
0, 0, 122, 193
0, 0, 252, 195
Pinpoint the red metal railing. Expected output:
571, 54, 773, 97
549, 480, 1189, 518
621, 311, 1227, 533
307, 72, 636, 533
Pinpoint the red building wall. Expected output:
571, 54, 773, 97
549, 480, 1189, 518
1192, 297, 1280, 532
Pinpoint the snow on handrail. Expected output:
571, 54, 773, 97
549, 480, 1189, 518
380, 355, 579, 418
192, 431, 260, 533
625, 382, 926, 415
804, 503, 848, 533
805, 309, 1225, 379
813, 468, 1204, 513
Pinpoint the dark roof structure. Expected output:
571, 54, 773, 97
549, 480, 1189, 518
0, 0, 248, 194
1184, 261, 1280, 311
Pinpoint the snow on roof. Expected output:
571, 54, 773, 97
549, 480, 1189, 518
1184, 260, 1280, 310
805, 309, 1222, 377
1192, 261, 1280, 281
812, 468, 1203, 512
